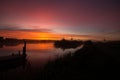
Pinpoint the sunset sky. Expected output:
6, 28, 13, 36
0, 0, 120, 40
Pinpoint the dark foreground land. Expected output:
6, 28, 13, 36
37, 41, 120, 80
0, 40, 120, 80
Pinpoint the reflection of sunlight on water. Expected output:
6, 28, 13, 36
0, 42, 84, 79
26, 43, 54, 50
0, 44, 24, 57
53, 44, 84, 57
0, 42, 83, 69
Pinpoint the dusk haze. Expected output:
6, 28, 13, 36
0, 0, 120, 80
0, 0, 120, 40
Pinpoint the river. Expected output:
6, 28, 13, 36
0, 42, 82, 80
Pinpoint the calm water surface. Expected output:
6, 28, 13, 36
0, 42, 82, 79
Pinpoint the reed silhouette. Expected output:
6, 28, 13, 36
1, 38, 120, 80
37, 40, 120, 80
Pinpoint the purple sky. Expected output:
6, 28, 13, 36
0, 0, 120, 40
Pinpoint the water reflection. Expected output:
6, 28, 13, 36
54, 39, 83, 51
0, 57, 27, 72
0, 42, 20, 48
0, 42, 82, 79
54, 42, 81, 51
26, 43, 54, 50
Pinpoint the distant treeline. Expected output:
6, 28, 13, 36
0, 36, 56, 44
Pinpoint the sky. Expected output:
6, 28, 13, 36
0, 0, 120, 40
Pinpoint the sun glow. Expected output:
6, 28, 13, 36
39, 33, 51, 40
0, 30, 105, 41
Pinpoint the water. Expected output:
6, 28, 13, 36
0, 42, 82, 79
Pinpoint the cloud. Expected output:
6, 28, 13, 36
0, 0, 120, 39
104, 30, 120, 35
0, 25, 52, 32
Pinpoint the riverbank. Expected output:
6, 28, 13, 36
37, 40, 120, 80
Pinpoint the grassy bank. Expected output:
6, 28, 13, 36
36, 41, 120, 80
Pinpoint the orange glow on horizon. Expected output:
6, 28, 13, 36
0, 30, 62, 40
0, 30, 107, 41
